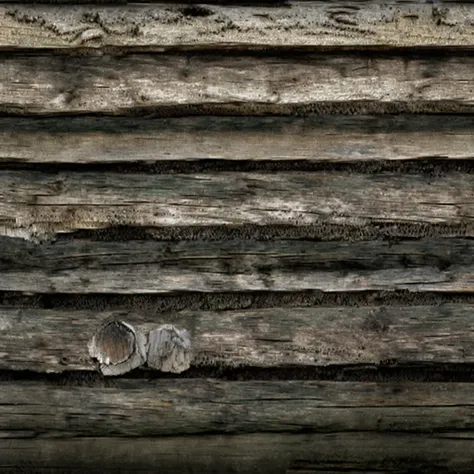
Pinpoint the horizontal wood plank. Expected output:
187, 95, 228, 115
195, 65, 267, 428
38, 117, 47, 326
2, 4, 474, 50
7, 171, 474, 235
1, 379, 474, 437
2, 433, 473, 474
1, 171, 474, 236
2, 303, 474, 371
1, 53, 474, 115
3, 237, 474, 294
2, 115, 473, 164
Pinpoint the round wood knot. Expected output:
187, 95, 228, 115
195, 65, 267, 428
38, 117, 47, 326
147, 325, 192, 374
90, 320, 135, 365
88, 319, 146, 376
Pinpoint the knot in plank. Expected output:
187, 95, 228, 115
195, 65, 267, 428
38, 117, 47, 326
88, 319, 146, 376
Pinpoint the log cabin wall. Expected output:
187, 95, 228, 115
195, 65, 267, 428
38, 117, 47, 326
1, 0, 474, 472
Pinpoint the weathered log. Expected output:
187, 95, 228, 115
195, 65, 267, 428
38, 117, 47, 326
1, 433, 474, 473
2, 115, 473, 164
1, 171, 474, 237
2, 303, 474, 372
2, 379, 474, 437
1, 3, 474, 50
3, 237, 474, 294
2, 53, 474, 115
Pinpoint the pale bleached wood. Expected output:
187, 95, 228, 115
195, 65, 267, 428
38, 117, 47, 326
1, 171, 474, 237
1, 379, 474, 437
3, 237, 474, 294
1, 53, 474, 115
2, 303, 474, 372
1, 433, 473, 474
2, 115, 473, 164
2, 3, 474, 50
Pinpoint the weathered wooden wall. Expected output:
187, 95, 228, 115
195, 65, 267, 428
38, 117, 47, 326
1, 0, 474, 472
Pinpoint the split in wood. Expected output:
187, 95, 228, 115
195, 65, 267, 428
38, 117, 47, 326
88, 319, 192, 375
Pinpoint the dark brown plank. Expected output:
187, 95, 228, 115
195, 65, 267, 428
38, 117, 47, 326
2, 379, 474, 437
3, 237, 474, 294
2, 302, 474, 372
1, 53, 474, 115
1, 171, 474, 238
1, 3, 473, 50
2, 115, 473, 164
1, 433, 473, 474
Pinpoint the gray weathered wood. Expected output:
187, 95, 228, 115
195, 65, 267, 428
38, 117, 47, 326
2, 3, 474, 50
2, 115, 473, 164
3, 237, 474, 294
1, 433, 474, 474
146, 325, 192, 373
1, 379, 474, 437
1, 171, 474, 237
1, 53, 474, 115
2, 303, 474, 372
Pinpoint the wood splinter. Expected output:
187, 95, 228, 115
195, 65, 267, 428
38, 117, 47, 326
146, 325, 192, 374
88, 319, 146, 376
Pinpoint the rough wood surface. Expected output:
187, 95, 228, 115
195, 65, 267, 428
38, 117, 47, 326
2, 53, 474, 115
2, 302, 474, 372
3, 237, 474, 294
2, 4, 474, 50
2, 115, 473, 164
1, 170, 474, 236
2, 379, 474, 437
1, 433, 474, 473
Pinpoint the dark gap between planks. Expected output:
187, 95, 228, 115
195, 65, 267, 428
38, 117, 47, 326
54, 223, 474, 241
3, 102, 474, 118
5, 364, 474, 385
3, 290, 474, 312
0, 46, 474, 58
0, 0, 470, 4
5, 45, 474, 56
3, 48, 473, 60
1, 158, 474, 175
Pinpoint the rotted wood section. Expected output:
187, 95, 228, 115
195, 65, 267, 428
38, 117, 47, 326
2, 0, 474, 472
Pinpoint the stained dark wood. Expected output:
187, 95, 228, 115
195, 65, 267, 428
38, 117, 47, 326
2, 115, 473, 164
1, 3, 473, 50
3, 237, 474, 294
1, 379, 474, 437
2, 303, 474, 372
1, 433, 474, 474
2, 53, 474, 115
1, 171, 474, 237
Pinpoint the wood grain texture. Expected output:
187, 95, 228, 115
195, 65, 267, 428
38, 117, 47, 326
2, 3, 474, 50
1, 53, 474, 115
1, 433, 474, 474
1, 170, 474, 236
2, 379, 474, 437
2, 302, 474, 372
2, 115, 474, 164
3, 237, 474, 294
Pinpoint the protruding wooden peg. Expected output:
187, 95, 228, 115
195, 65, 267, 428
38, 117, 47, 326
146, 325, 192, 373
88, 319, 146, 376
